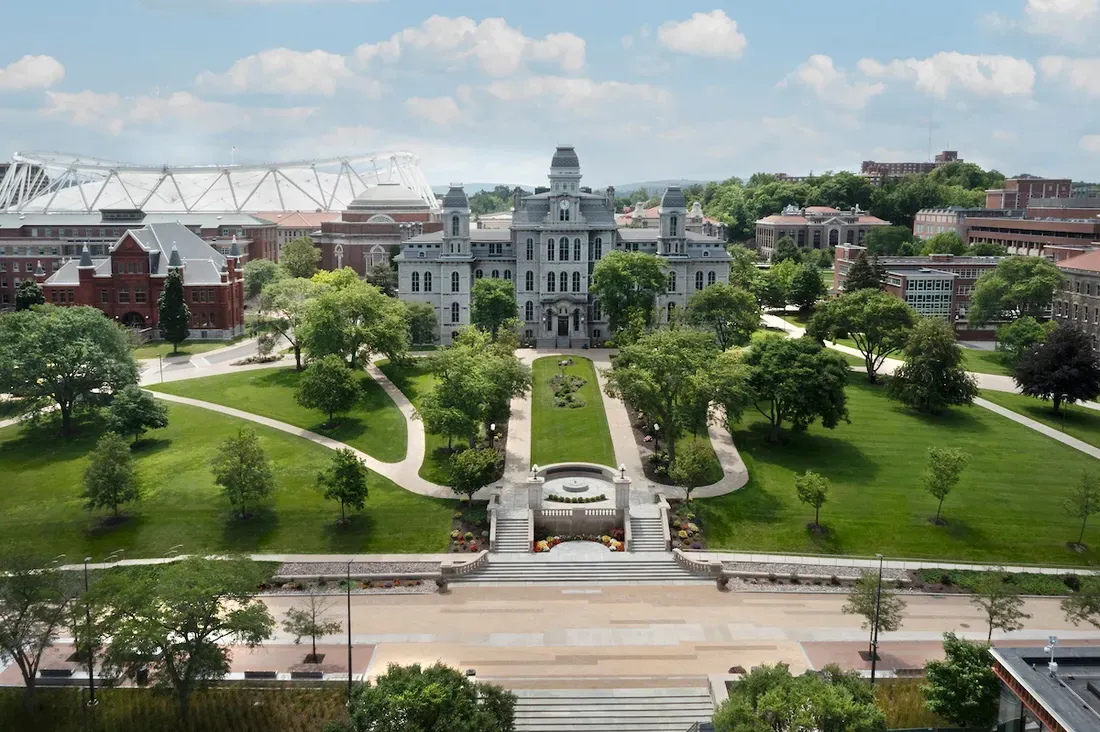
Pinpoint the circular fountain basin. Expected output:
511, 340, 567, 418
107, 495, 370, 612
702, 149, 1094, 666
562, 478, 589, 493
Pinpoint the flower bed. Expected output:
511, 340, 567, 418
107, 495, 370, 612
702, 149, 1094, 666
535, 530, 624, 553
449, 504, 489, 554
668, 500, 707, 551
545, 493, 607, 504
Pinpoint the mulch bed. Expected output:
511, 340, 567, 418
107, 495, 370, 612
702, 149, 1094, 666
627, 407, 677, 486
667, 498, 707, 551
449, 502, 489, 554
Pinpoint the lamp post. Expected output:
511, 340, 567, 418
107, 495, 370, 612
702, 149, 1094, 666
158, 354, 163, 383
619, 463, 626, 480
869, 553, 884, 686
83, 557, 97, 710
346, 560, 353, 702
653, 423, 660, 452
489, 423, 496, 449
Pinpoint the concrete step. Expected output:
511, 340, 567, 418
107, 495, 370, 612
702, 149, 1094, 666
455, 559, 708, 583
513, 688, 712, 731
630, 517, 668, 553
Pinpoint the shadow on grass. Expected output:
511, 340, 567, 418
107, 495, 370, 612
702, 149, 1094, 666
321, 512, 375, 553
131, 437, 172, 455
734, 422, 878, 484
220, 506, 280, 551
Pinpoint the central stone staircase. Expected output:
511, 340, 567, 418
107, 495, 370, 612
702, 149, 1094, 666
494, 512, 532, 553
512, 687, 713, 731
453, 554, 709, 584
629, 515, 667, 551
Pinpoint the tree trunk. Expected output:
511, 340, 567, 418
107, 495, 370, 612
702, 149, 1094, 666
1079, 516, 1089, 547
173, 341, 179, 355
935, 498, 944, 524
113, 501, 119, 517
59, 401, 73, 437
865, 354, 877, 384
987, 621, 993, 642
1054, 394, 1063, 414
311, 634, 317, 660
341, 501, 346, 522
178, 687, 191, 728
814, 505, 820, 527
328, 409, 334, 426
22, 676, 35, 713
468, 433, 476, 450
769, 418, 782, 444
294, 344, 303, 371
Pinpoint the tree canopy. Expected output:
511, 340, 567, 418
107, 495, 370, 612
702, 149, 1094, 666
242, 258, 286, 300
470, 278, 518, 339
210, 427, 275, 519
295, 354, 361, 427
449, 447, 500, 502
280, 236, 322, 279
107, 385, 169, 444
0, 305, 138, 436
83, 431, 143, 517
300, 279, 409, 369
922, 633, 999, 730
14, 279, 44, 311
255, 276, 325, 370
404, 301, 438, 346
1014, 324, 1100, 413
157, 268, 190, 354
788, 263, 827, 312
843, 252, 882, 292
887, 318, 978, 413
920, 231, 967, 256
590, 250, 668, 336
317, 447, 369, 522
687, 283, 760, 349
863, 226, 918, 256
968, 256, 1064, 326
808, 289, 915, 383
996, 316, 1054, 367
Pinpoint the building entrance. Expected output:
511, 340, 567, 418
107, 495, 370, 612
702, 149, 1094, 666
557, 316, 569, 337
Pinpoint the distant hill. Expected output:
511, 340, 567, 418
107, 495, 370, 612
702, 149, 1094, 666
612, 179, 714, 194
430, 183, 532, 196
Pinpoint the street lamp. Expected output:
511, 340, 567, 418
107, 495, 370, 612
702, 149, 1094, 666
489, 423, 496, 449
653, 423, 660, 452
531, 464, 540, 476
870, 553, 884, 686
619, 463, 626, 480
83, 557, 98, 710
346, 560, 353, 703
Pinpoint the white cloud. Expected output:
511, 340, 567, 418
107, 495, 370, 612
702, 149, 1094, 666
404, 96, 466, 126
42, 89, 315, 135
1082, 134, 1100, 152
780, 55, 885, 109
195, 48, 375, 96
1039, 55, 1100, 94
857, 52, 1035, 97
482, 76, 671, 108
0, 55, 65, 91
992, 129, 1018, 141
657, 10, 746, 59
1024, 0, 1099, 42
355, 15, 585, 76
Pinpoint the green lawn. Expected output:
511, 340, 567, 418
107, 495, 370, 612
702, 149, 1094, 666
531, 356, 615, 467
0, 405, 452, 558
960, 347, 1012, 376
697, 374, 1100, 565
149, 367, 406, 463
132, 336, 246, 359
980, 390, 1100, 449
376, 359, 452, 484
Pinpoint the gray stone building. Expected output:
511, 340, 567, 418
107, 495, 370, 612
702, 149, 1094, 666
1055, 249, 1100, 351
394, 147, 731, 347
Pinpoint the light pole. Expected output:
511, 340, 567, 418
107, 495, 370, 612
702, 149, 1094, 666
346, 560, 353, 703
83, 557, 98, 710
158, 354, 163, 383
653, 423, 660, 452
489, 423, 496, 449
869, 553, 884, 686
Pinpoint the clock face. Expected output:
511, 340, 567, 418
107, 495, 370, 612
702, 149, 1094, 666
559, 199, 570, 210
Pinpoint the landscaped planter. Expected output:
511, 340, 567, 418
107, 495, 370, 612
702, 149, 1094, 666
535, 531, 624, 552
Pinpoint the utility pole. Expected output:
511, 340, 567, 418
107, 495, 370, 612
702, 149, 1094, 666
870, 553, 884, 685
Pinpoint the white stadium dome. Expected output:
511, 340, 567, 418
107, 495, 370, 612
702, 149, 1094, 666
0, 151, 439, 214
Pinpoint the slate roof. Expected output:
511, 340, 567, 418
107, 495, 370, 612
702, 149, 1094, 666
550, 146, 580, 168
441, 185, 469, 210
660, 186, 687, 209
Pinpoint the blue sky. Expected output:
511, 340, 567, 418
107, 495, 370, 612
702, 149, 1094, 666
2, 0, 1100, 186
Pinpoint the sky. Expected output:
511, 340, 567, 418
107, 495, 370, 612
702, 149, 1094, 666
2, 0, 1100, 187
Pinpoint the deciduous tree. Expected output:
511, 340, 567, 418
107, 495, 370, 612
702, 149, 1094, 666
242, 258, 286, 300
282, 588, 343, 662
450, 447, 500, 502
0, 305, 138, 436
317, 447, 369, 522
922, 633, 999, 730
280, 236, 321, 279
107, 385, 169, 444
920, 231, 967, 256
256, 277, 325, 370
590, 250, 668, 335
1015, 324, 1100, 413
295, 354, 361, 427
807, 289, 915, 383
969, 256, 1064, 326
404, 301, 438, 346
668, 438, 716, 501
14, 279, 44, 311
99, 557, 274, 725
158, 268, 191, 354
1062, 579, 1100, 628
788, 263, 827, 312
863, 225, 917, 256
887, 318, 978, 413
749, 267, 787, 309
968, 242, 1008, 256
210, 428, 275, 519
772, 235, 801, 263
795, 470, 829, 530
740, 334, 850, 442
470, 278, 518, 339
843, 571, 907, 657
83, 432, 142, 517
687, 283, 760, 350
300, 280, 409, 369
842, 252, 882, 292
1065, 472, 1100, 550
363, 261, 397, 297
969, 576, 1030, 641
923, 446, 970, 525
996, 315, 1053, 367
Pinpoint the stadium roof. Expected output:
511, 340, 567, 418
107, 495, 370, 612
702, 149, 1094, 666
0, 151, 439, 215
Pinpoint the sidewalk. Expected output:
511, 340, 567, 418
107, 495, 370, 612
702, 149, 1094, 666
693, 548, 1100, 575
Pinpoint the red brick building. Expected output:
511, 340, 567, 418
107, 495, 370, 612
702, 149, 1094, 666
962, 216, 1100, 258
860, 150, 958, 179
37, 221, 245, 339
985, 176, 1072, 209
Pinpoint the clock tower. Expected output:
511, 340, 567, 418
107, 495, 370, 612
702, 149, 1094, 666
548, 145, 581, 195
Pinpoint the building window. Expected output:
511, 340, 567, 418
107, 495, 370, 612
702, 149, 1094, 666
559, 205, 570, 222
593, 300, 602, 321
559, 271, 568, 292
559, 239, 569, 261
411, 272, 420, 293
813, 230, 821, 249
573, 239, 581, 261
1076, 281, 1082, 294
451, 271, 460, 292
526, 238, 533, 260
708, 271, 716, 286
695, 271, 704, 290
451, 302, 459, 324
451, 215, 459, 237
668, 272, 676, 292
100, 290, 108, 304
423, 272, 432, 292
525, 301, 534, 321
118, 288, 130, 304
525, 271, 534, 291
594, 329, 601, 341
475, 269, 483, 279
670, 214, 677, 237
135, 289, 147, 304
572, 271, 581, 292
667, 302, 675, 321
547, 273, 556, 293
547, 238, 555, 261
594, 237, 602, 260
504, 269, 512, 281
573, 308, 580, 331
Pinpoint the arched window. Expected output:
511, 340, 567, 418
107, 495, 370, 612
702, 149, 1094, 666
668, 302, 676, 322
475, 269, 483, 279
504, 269, 512, 281
708, 271, 716, 286
593, 300, 602, 321
525, 271, 534, 291
411, 271, 420, 292
547, 238, 555, 261
573, 238, 581, 261
594, 237, 602, 260
572, 271, 581, 292
573, 308, 580, 331
670, 214, 678, 237
491, 270, 499, 279
526, 238, 534, 261
451, 215, 459, 237
545, 309, 553, 329
451, 271, 460, 292
829, 229, 839, 246
423, 272, 432, 292
559, 238, 569, 261
451, 302, 459, 324
695, 271, 704, 291
547, 273, 556, 292
667, 271, 676, 292
559, 271, 568, 292
525, 301, 534, 321
559, 205, 570, 222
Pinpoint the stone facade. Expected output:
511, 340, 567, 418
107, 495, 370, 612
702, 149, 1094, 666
1055, 249, 1100, 351
756, 205, 889, 260
394, 147, 731, 347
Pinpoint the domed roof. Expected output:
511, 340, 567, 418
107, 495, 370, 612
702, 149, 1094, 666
347, 182, 430, 211
550, 146, 580, 169
660, 186, 687, 210
441, 184, 469, 210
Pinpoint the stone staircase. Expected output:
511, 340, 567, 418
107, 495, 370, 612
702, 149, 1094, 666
630, 515, 667, 551
513, 687, 713, 731
494, 513, 532, 553
453, 555, 710, 584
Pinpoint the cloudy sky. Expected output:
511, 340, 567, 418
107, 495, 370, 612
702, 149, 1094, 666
2, 0, 1100, 186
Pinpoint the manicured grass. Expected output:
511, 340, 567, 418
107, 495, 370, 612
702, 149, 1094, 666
980, 389, 1100, 449
531, 356, 615, 467
960, 347, 1012, 376
132, 336, 246, 359
0, 405, 452, 558
0, 687, 348, 732
697, 374, 1100, 565
149, 367, 406, 463
376, 359, 452, 484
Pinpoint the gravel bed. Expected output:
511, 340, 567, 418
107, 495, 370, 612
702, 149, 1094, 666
275, 561, 440, 577
720, 561, 908, 581
266, 581, 439, 596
